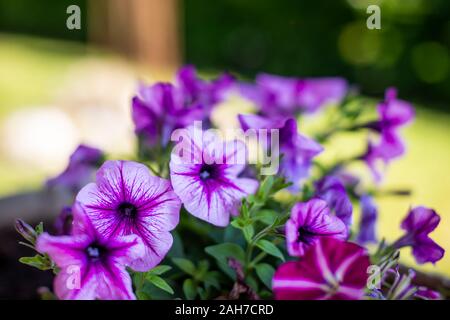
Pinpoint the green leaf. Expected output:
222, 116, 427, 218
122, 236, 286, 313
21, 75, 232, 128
148, 265, 172, 275
255, 263, 275, 289
197, 286, 207, 299
19, 254, 52, 270
167, 231, 185, 258
183, 279, 197, 300
146, 275, 174, 294
205, 243, 245, 264
230, 218, 244, 229
197, 260, 209, 278
203, 271, 221, 290
258, 176, 274, 200
243, 225, 254, 243
205, 243, 246, 280
254, 209, 277, 225
246, 194, 256, 204
256, 240, 285, 261
136, 290, 152, 300
241, 200, 250, 219
172, 258, 196, 275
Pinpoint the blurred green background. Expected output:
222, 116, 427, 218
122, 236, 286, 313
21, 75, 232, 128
0, 0, 449, 279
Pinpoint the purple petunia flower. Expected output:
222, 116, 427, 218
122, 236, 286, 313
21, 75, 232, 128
286, 199, 347, 257
46, 144, 104, 192
314, 175, 353, 226
273, 237, 370, 300
415, 287, 442, 300
36, 203, 145, 300
76, 160, 181, 271
393, 206, 444, 264
362, 88, 414, 181
238, 114, 323, 190
54, 206, 73, 236
239, 73, 347, 117
132, 82, 204, 147
169, 124, 258, 227
296, 77, 348, 113
176, 65, 235, 113
356, 195, 378, 244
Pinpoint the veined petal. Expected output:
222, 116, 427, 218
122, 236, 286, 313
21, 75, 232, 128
36, 233, 90, 268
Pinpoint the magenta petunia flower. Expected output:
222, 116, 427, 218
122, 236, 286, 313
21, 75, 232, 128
132, 82, 204, 146
169, 125, 258, 227
314, 175, 353, 226
286, 199, 347, 257
356, 195, 378, 244
76, 160, 181, 271
46, 144, 104, 192
273, 237, 370, 300
394, 206, 444, 264
238, 114, 323, 190
239, 73, 347, 117
36, 203, 145, 300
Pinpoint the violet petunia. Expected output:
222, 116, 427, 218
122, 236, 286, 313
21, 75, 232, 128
314, 175, 353, 226
238, 114, 323, 190
356, 195, 378, 244
296, 77, 348, 113
415, 288, 442, 300
46, 144, 104, 192
362, 88, 414, 181
393, 206, 444, 264
132, 82, 204, 146
361, 140, 384, 183
239, 73, 347, 117
169, 124, 258, 227
54, 206, 73, 236
76, 160, 182, 271
176, 65, 234, 114
36, 203, 145, 300
273, 237, 370, 300
286, 199, 347, 257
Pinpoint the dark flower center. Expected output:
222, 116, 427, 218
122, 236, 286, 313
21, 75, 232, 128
117, 202, 138, 218
298, 227, 317, 244
85, 243, 107, 261
199, 164, 218, 180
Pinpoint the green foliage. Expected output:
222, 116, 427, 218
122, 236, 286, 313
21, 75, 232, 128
183, 279, 197, 300
255, 240, 284, 262
172, 258, 196, 276
19, 254, 53, 271
145, 275, 174, 295
255, 263, 275, 289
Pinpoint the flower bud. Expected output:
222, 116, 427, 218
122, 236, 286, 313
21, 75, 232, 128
15, 219, 36, 243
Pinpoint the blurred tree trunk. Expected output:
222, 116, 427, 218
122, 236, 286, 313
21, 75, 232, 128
88, 0, 181, 70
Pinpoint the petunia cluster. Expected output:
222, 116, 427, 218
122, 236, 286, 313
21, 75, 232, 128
17, 66, 446, 301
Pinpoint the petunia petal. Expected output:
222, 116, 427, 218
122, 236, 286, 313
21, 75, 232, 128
36, 233, 90, 268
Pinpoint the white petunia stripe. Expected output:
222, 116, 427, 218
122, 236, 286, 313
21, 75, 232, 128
315, 240, 336, 286
334, 251, 363, 282
272, 279, 326, 290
